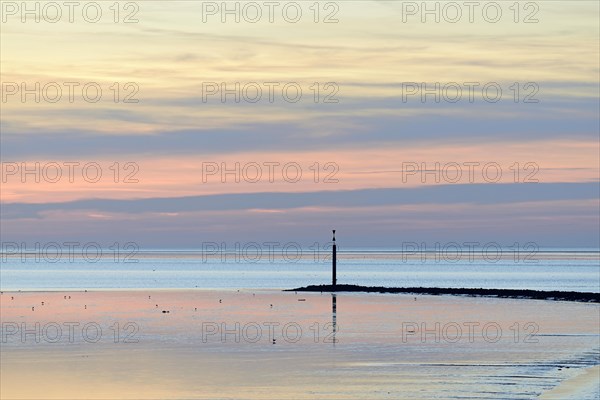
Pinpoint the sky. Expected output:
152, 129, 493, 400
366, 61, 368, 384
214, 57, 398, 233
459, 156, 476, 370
1, 1, 599, 248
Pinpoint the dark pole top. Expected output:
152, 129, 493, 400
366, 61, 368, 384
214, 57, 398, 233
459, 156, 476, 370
332, 229, 336, 242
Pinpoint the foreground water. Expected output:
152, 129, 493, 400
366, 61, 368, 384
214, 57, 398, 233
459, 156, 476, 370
1, 290, 598, 399
1, 249, 598, 292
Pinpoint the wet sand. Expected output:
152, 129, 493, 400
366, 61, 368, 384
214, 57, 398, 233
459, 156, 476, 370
540, 365, 600, 399
1, 290, 599, 399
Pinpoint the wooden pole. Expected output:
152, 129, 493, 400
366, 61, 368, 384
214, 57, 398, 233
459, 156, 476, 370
332, 229, 337, 287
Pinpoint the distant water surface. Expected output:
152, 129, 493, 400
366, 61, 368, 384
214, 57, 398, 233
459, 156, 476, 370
1, 248, 598, 292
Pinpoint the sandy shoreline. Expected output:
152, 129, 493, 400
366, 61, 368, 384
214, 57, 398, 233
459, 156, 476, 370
1, 289, 599, 399
540, 365, 600, 399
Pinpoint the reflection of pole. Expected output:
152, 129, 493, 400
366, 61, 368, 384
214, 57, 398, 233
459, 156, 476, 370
332, 293, 337, 346
332, 229, 337, 287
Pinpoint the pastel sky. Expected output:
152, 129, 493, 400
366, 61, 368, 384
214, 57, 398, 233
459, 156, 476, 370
1, 1, 598, 247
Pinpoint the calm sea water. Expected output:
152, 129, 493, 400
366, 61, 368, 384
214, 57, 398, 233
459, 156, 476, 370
1, 248, 598, 292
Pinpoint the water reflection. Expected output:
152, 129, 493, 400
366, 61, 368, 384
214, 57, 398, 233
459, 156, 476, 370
332, 293, 337, 345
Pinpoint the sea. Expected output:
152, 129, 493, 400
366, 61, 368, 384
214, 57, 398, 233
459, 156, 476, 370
1, 248, 598, 292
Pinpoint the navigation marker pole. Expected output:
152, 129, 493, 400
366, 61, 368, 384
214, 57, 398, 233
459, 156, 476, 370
332, 229, 337, 287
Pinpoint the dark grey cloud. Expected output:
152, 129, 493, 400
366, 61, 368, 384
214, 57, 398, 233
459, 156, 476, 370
2, 94, 598, 159
2, 182, 598, 219
2, 182, 598, 248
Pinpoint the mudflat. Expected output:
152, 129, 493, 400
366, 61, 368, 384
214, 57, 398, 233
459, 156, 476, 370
1, 290, 598, 399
